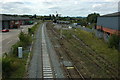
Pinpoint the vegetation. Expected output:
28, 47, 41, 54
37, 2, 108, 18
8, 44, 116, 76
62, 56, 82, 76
12, 32, 32, 56
2, 22, 40, 78
12, 41, 23, 57
108, 34, 120, 49
2, 31, 31, 78
2, 54, 28, 78
48, 22, 118, 78
19, 32, 32, 46
28, 23, 39, 35
86, 23, 96, 29
2, 57, 13, 78
63, 29, 119, 64
87, 13, 100, 24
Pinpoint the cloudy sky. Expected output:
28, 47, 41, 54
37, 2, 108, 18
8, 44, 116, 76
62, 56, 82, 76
0, 0, 120, 17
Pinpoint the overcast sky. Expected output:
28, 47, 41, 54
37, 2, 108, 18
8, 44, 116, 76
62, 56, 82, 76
0, 0, 120, 17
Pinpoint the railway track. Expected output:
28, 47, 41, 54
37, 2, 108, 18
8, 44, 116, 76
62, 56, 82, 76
41, 24, 54, 78
46, 23, 85, 79
63, 33, 118, 78
46, 22, 118, 78
47, 24, 92, 78
72, 34, 118, 72
70, 34, 118, 78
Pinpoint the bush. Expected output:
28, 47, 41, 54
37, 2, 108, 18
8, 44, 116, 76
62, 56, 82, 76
12, 42, 23, 56
28, 23, 38, 35
2, 57, 26, 78
12, 32, 32, 56
19, 31, 32, 46
2, 58, 14, 78
28, 28, 34, 35
108, 34, 120, 49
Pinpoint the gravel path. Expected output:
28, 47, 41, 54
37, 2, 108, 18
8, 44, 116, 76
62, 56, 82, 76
27, 22, 64, 78
27, 24, 42, 78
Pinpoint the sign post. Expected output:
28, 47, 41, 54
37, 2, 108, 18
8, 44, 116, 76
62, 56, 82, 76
18, 47, 23, 58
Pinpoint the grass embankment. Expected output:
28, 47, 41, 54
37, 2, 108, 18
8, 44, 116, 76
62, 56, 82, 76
2, 22, 40, 78
86, 23, 96, 29
63, 28, 118, 64
2, 53, 28, 78
47, 23, 118, 78
61, 28, 118, 78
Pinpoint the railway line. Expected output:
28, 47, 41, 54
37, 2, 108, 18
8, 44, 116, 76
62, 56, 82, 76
41, 24, 54, 78
62, 33, 118, 78
47, 24, 92, 78
46, 22, 118, 78
46, 23, 85, 79
69, 34, 118, 78
72, 34, 118, 73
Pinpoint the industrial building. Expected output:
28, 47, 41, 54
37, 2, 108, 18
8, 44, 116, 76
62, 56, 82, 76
0, 14, 32, 30
56, 20, 70, 24
96, 12, 120, 35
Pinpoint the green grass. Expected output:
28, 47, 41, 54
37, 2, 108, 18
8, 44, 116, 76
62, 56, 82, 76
86, 23, 96, 29
2, 52, 29, 78
76, 29, 118, 63
9, 53, 29, 78
2, 22, 41, 79
63, 28, 119, 64
61, 28, 119, 77
28, 22, 40, 35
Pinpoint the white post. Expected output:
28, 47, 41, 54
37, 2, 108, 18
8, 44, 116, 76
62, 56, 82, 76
18, 47, 23, 58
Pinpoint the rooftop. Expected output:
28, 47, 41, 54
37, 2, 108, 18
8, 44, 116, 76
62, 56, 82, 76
0, 14, 30, 21
101, 12, 120, 17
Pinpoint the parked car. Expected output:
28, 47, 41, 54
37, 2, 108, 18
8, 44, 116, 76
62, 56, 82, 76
2, 29, 9, 32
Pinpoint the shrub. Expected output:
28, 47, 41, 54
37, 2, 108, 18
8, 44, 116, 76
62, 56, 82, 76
12, 32, 32, 56
12, 42, 23, 56
28, 23, 38, 35
19, 31, 32, 46
108, 34, 120, 49
28, 28, 34, 35
2, 58, 14, 78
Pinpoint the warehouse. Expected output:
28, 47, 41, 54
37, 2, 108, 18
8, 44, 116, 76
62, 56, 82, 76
57, 20, 70, 24
0, 14, 31, 30
96, 12, 120, 35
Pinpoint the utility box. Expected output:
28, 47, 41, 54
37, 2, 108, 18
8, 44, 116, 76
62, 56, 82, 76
18, 47, 23, 58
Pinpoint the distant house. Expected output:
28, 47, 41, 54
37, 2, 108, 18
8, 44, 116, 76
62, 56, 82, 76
0, 14, 31, 30
96, 12, 120, 35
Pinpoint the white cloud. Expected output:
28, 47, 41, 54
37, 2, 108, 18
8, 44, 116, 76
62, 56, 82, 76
1, 0, 119, 16
92, 4, 102, 8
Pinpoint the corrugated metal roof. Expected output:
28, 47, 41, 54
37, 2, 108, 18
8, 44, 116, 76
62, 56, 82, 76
101, 12, 120, 17
0, 14, 30, 21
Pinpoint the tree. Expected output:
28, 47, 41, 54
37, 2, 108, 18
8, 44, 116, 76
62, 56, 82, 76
33, 14, 37, 18
79, 18, 87, 26
87, 13, 100, 24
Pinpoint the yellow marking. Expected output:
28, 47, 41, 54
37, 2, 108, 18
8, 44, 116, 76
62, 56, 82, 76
66, 67, 74, 69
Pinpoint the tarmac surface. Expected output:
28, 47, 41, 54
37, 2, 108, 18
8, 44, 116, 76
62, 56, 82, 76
0, 24, 33, 56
